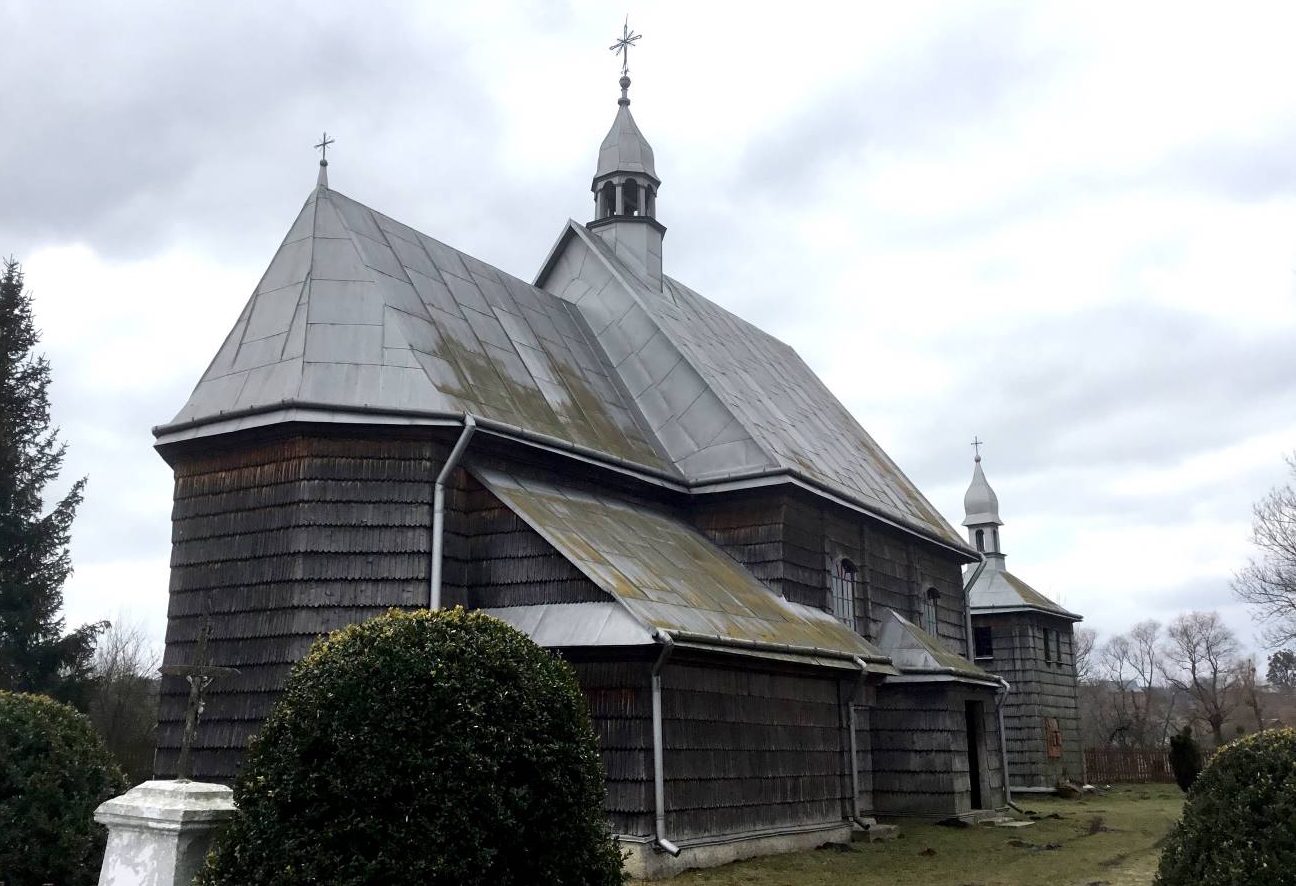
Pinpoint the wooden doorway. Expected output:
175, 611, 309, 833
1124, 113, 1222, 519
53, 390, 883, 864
965, 700, 986, 809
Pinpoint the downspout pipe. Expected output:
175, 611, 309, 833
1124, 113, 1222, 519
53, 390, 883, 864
962, 552, 988, 661
994, 675, 1013, 809
846, 656, 870, 828
651, 630, 681, 857
429, 415, 477, 610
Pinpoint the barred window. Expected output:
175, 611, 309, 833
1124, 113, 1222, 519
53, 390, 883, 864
831, 559, 857, 629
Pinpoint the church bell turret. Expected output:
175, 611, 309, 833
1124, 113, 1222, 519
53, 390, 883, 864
963, 446, 1005, 558
589, 23, 665, 290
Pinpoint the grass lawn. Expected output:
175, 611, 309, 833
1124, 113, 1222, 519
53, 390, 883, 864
665, 784, 1184, 886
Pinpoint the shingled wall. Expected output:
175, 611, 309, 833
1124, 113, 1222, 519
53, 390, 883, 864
695, 490, 969, 651
973, 614, 1083, 788
872, 682, 1004, 816
661, 660, 849, 841
157, 434, 457, 781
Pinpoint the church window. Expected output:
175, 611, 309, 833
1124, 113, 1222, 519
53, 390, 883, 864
974, 626, 993, 659
923, 588, 940, 634
830, 558, 857, 629
975, 529, 984, 552
1043, 628, 1055, 662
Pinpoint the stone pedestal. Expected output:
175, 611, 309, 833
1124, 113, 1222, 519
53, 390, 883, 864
94, 780, 235, 886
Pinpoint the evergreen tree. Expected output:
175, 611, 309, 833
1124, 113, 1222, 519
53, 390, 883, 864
0, 257, 102, 708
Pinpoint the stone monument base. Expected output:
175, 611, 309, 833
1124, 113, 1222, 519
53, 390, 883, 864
94, 780, 235, 886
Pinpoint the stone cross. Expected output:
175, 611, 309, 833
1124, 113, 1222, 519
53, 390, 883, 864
609, 16, 642, 76
158, 612, 238, 782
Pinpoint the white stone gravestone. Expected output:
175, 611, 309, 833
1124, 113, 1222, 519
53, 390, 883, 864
94, 780, 234, 886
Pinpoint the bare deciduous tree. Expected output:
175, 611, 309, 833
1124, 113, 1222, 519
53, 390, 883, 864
1073, 627, 1098, 684
1234, 454, 1296, 647
1161, 611, 1240, 746
88, 616, 161, 784
1094, 621, 1170, 746
1236, 655, 1267, 732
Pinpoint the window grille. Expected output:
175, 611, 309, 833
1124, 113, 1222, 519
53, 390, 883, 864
830, 559, 857, 629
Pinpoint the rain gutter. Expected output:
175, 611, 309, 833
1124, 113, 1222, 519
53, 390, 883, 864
662, 629, 893, 670
429, 415, 476, 610
651, 630, 681, 857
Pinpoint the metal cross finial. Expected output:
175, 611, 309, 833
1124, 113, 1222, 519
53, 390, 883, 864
609, 16, 641, 77
159, 606, 239, 782
971, 436, 984, 459
314, 132, 335, 162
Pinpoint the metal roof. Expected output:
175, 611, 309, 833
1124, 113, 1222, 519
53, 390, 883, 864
160, 186, 672, 473
875, 609, 997, 683
480, 602, 653, 648
545, 220, 967, 548
595, 87, 657, 181
471, 465, 890, 662
162, 179, 970, 555
967, 557, 1081, 621
963, 455, 1003, 527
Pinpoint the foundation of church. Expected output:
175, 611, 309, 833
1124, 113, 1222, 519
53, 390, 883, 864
618, 823, 853, 880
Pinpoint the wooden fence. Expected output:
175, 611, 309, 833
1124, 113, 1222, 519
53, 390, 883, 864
1083, 747, 1173, 783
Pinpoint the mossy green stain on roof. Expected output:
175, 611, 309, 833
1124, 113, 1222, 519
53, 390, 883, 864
473, 465, 889, 661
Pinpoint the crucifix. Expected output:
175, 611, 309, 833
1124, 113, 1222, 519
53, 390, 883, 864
158, 610, 239, 782
314, 131, 335, 162
609, 16, 642, 76
971, 436, 984, 458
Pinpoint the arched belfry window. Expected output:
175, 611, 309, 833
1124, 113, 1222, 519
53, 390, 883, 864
975, 529, 985, 552
599, 181, 616, 219
831, 558, 857, 629
623, 179, 641, 216
923, 588, 940, 634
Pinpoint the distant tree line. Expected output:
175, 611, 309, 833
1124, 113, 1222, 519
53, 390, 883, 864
1077, 452, 1296, 750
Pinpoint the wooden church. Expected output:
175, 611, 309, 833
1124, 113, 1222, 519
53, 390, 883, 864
963, 454, 1084, 792
154, 62, 1009, 877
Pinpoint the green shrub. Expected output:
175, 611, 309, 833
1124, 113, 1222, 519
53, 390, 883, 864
1168, 725, 1203, 792
1155, 727, 1296, 886
0, 691, 128, 886
199, 607, 623, 886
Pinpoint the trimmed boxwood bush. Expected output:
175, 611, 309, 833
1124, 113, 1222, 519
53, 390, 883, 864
1156, 727, 1296, 886
0, 691, 128, 886
198, 607, 623, 886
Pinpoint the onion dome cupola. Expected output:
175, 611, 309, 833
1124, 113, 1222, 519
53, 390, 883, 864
589, 20, 666, 291
963, 445, 1004, 557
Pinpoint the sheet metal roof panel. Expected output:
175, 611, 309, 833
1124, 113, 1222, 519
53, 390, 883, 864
967, 561, 1082, 621
473, 465, 886, 660
875, 609, 992, 680
480, 603, 654, 648
163, 188, 676, 475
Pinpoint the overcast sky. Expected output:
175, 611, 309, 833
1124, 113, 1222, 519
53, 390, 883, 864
5, 0, 1295, 659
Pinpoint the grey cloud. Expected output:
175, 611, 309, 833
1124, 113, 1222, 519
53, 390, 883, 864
733, 5, 1059, 201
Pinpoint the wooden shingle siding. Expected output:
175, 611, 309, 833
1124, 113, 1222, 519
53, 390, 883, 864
871, 684, 1004, 815
661, 661, 847, 841
158, 434, 450, 782
973, 613, 1083, 788
571, 659, 654, 837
